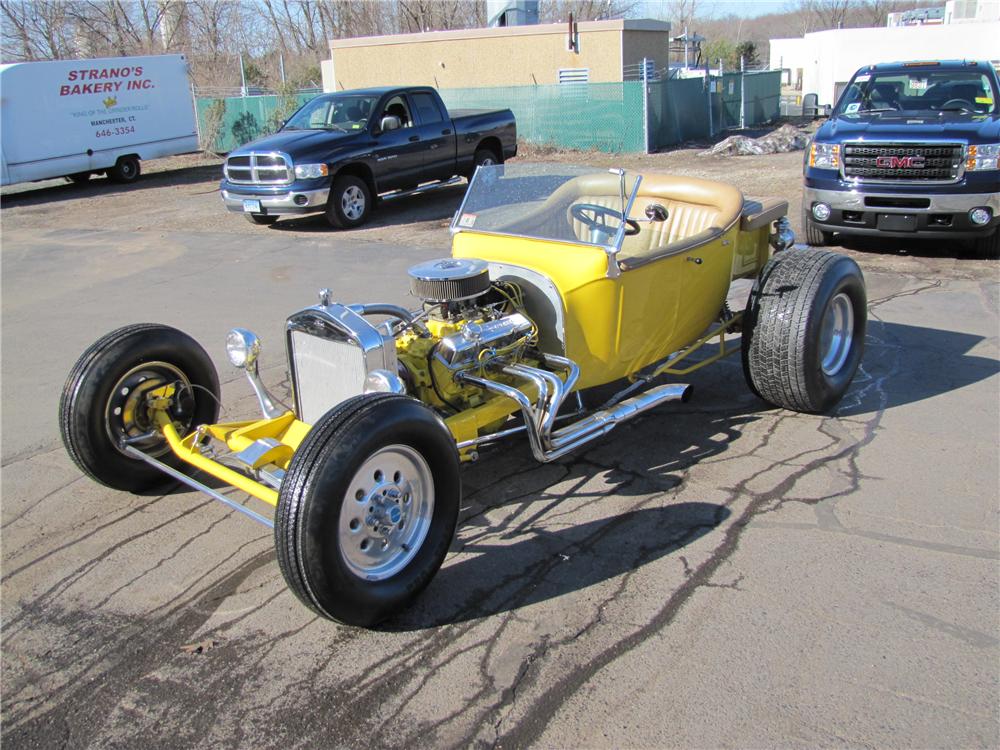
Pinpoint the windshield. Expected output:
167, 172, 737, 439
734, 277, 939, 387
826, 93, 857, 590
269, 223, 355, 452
283, 94, 378, 132
452, 163, 640, 250
835, 68, 997, 116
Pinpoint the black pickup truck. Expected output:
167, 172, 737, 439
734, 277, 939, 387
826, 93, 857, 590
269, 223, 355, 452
220, 86, 517, 228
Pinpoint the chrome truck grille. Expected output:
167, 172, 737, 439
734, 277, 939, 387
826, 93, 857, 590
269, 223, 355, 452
224, 152, 292, 185
841, 142, 964, 184
285, 303, 397, 425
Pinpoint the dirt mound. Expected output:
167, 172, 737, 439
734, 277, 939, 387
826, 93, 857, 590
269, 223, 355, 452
699, 124, 810, 157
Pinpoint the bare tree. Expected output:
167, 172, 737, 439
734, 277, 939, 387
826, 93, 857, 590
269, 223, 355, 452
540, 0, 637, 22
1, 0, 76, 60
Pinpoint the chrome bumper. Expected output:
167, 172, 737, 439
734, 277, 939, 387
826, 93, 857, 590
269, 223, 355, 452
804, 187, 1000, 214
221, 186, 330, 214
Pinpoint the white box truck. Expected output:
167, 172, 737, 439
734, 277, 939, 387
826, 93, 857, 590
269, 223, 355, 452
0, 54, 199, 187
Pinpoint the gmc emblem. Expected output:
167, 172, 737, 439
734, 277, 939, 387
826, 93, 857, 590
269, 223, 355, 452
875, 155, 926, 168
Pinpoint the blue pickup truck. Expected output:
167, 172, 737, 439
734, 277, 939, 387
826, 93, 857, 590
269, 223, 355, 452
220, 86, 516, 229
803, 60, 999, 258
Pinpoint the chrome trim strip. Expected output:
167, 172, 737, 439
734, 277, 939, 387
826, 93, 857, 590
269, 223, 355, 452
123, 445, 274, 528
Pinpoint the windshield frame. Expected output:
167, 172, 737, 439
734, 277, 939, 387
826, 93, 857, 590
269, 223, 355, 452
282, 93, 378, 132
451, 164, 643, 279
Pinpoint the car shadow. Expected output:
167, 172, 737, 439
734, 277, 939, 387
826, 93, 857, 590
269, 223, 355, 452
0, 163, 223, 207
836, 234, 987, 259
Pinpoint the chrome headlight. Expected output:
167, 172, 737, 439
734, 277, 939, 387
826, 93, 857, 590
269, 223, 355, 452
294, 163, 329, 179
809, 142, 841, 170
226, 328, 261, 369
965, 143, 999, 171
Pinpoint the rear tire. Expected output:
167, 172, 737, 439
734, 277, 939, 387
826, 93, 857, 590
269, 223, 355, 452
325, 175, 372, 229
275, 394, 460, 626
245, 213, 279, 225
468, 146, 502, 178
60, 324, 220, 492
801, 204, 833, 246
742, 249, 866, 413
109, 155, 141, 184
972, 229, 999, 259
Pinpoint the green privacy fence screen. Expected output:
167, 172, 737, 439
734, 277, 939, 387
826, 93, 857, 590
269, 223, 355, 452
195, 72, 780, 155
195, 92, 318, 153
438, 82, 646, 153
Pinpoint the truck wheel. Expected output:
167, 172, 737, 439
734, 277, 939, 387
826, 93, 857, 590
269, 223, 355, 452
59, 324, 220, 492
972, 229, 999, 259
801, 204, 833, 246
245, 213, 279, 226
109, 155, 141, 183
325, 175, 372, 229
275, 393, 460, 626
473, 147, 501, 168
742, 249, 866, 414
67, 172, 92, 184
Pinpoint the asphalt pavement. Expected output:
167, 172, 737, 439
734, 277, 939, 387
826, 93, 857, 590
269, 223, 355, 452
2, 215, 998, 748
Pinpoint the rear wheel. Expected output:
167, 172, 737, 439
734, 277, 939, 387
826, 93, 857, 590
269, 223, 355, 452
468, 146, 502, 178
801, 204, 833, 246
275, 394, 460, 626
972, 229, 999, 259
109, 155, 141, 183
325, 174, 372, 229
742, 249, 867, 413
60, 324, 220, 492
245, 213, 279, 225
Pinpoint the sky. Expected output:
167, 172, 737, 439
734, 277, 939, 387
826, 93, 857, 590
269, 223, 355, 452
636, 0, 791, 19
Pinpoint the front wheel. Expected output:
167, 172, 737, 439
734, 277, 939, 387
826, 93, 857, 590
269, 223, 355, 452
67, 172, 92, 184
325, 175, 372, 229
59, 324, 220, 492
109, 155, 141, 183
801, 204, 833, 246
742, 249, 867, 413
275, 394, 460, 626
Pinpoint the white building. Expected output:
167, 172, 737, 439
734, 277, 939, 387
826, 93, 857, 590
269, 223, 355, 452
769, 20, 1000, 106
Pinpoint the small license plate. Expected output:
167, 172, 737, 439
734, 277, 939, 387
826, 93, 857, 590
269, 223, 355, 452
877, 213, 917, 232
242, 199, 262, 213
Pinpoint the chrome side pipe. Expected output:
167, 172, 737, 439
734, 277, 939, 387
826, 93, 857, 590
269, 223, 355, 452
458, 357, 691, 463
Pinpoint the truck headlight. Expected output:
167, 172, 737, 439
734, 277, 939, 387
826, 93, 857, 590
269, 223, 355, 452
809, 142, 840, 170
965, 144, 999, 171
226, 328, 261, 369
294, 163, 329, 179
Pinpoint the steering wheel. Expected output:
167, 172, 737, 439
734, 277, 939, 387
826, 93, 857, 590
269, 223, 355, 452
940, 98, 973, 111
571, 203, 641, 237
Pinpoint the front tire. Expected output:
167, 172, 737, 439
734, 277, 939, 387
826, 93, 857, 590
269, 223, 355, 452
67, 172, 92, 184
742, 249, 867, 413
325, 175, 372, 229
109, 155, 141, 184
275, 394, 460, 626
59, 324, 220, 492
801, 204, 833, 246
972, 229, 999, 259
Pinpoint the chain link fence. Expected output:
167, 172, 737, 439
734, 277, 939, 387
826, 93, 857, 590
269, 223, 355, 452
194, 72, 779, 155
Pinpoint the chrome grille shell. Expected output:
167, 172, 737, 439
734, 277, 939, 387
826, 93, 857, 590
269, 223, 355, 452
285, 304, 398, 425
840, 141, 965, 185
224, 151, 293, 185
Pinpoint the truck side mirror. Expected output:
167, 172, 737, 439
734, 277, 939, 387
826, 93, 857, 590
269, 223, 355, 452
379, 115, 401, 133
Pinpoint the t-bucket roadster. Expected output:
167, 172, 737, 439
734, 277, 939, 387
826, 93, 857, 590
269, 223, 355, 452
60, 164, 867, 626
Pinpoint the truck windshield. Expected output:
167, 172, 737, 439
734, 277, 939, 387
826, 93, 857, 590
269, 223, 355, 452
835, 69, 997, 116
283, 95, 378, 132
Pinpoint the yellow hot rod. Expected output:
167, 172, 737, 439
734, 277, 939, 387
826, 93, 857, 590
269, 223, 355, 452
60, 164, 866, 626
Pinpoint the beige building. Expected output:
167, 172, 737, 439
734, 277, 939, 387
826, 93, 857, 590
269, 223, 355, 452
321, 19, 671, 92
